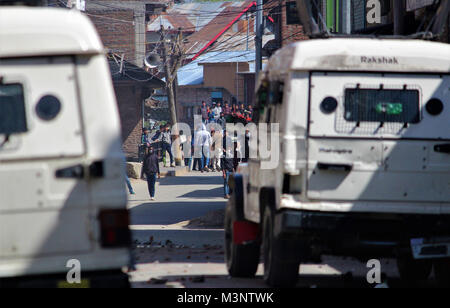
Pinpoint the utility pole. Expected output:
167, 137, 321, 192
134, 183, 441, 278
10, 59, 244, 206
255, 0, 263, 78
160, 26, 184, 164
246, 12, 249, 51
161, 27, 176, 128
432, 0, 450, 42
393, 0, 406, 35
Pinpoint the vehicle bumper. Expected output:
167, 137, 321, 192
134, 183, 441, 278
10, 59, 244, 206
281, 195, 450, 215
0, 269, 130, 288
274, 209, 450, 259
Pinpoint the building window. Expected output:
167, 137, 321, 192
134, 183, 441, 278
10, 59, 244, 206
286, 1, 301, 25
211, 91, 223, 103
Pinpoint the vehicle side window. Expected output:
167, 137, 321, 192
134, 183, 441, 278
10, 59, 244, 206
254, 81, 269, 124
269, 81, 284, 105
0, 83, 27, 135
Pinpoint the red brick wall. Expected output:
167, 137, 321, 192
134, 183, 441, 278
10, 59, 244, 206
280, 0, 308, 46
114, 84, 143, 160
88, 9, 136, 63
88, 9, 142, 159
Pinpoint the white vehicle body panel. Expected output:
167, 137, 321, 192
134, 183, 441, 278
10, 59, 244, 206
243, 39, 450, 222
307, 72, 450, 204
0, 8, 103, 58
0, 8, 128, 278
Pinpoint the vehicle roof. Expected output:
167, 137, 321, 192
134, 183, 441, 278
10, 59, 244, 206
0, 7, 104, 58
266, 38, 450, 79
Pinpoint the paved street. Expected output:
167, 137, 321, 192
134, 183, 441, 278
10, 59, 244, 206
125, 171, 442, 289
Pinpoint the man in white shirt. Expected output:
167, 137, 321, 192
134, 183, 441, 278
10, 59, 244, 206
212, 103, 220, 123
195, 124, 212, 172
210, 128, 223, 171
216, 102, 223, 118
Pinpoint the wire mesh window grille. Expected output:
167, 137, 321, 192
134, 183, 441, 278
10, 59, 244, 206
335, 84, 422, 135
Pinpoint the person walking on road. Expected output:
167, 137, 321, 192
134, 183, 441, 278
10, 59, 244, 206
160, 124, 175, 167
142, 145, 161, 201
200, 124, 211, 172
210, 128, 222, 171
123, 157, 135, 195
222, 142, 235, 199
193, 125, 203, 171
125, 175, 135, 195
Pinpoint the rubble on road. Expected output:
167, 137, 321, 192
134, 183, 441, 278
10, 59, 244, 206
185, 209, 225, 229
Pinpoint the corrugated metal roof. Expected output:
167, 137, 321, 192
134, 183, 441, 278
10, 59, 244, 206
213, 32, 274, 52
148, 1, 231, 32
183, 0, 255, 59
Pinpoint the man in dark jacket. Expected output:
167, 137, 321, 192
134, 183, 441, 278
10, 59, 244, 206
160, 125, 175, 167
142, 145, 161, 201
222, 135, 237, 199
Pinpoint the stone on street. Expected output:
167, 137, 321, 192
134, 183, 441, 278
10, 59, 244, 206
126, 172, 417, 288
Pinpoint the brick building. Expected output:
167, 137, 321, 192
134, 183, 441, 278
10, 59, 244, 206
85, 1, 166, 160
87, 7, 136, 63
262, 0, 308, 56
108, 56, 164, 160
86, 0, 173, 66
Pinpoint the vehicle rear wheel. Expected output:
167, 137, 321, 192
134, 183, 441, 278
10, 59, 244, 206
224, 199, 260, 278
262, 206, 300, 288
397, 256, 432, 282
434, 258, 450, 286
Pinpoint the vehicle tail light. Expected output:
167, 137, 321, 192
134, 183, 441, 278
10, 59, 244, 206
98, 209, 131, 248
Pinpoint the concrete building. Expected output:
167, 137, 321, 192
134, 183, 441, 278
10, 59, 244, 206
176, 51, 255, 127
108, 55, 165, 160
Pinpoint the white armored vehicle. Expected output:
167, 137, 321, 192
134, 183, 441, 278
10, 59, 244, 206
0, 7, 130, 287
225, 38, 450, 287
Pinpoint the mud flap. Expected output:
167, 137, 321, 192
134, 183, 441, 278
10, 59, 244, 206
228, 174, 245, 220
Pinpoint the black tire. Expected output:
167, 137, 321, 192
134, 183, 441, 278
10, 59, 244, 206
262, 206, 300, 288
434, 258, 450, 287
397, 256, 433, 282
224, 199, 260, 278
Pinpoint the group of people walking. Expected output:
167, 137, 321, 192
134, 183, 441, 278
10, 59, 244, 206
130, 123, 174, 201
187, 125, 249, 199
129, 101, 253, 200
